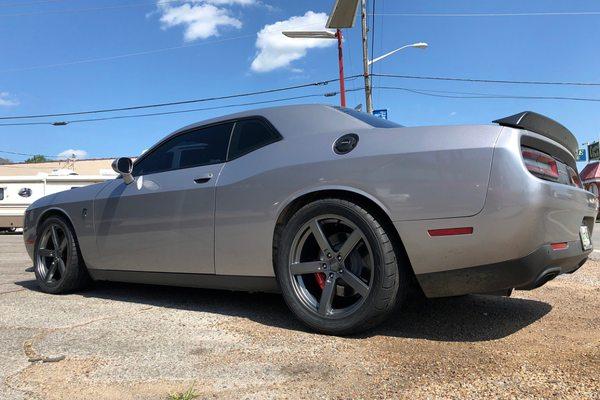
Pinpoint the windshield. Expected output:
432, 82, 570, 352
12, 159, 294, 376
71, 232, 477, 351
333, 106, 403, 128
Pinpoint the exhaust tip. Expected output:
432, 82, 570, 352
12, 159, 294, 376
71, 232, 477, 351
533, 269, 560, 288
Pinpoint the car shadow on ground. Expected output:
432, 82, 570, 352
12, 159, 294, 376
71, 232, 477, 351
16, 279, 551, 342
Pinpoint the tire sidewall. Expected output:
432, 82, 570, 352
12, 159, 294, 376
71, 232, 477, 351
276, 200, 397, 334
33, 217, 78, 294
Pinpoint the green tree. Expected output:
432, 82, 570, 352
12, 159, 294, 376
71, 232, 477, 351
0, 157, 11, 165
24, 155, 49, 163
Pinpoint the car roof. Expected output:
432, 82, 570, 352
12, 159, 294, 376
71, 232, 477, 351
174, 104, 329, 130
168, 104, 372, 139
133, 104, 381, 166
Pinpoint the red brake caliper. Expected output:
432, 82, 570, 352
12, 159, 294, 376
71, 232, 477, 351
315, 272, 326, 290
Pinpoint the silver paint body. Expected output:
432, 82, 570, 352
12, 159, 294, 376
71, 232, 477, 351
23, 105, 597, 294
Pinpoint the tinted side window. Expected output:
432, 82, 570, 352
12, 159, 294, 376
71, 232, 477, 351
133, 123, 233, 176
0, 188, 4, 201
228, 119, 280, 160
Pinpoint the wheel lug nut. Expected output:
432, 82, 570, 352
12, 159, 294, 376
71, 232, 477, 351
322, 264, 327, 270
337, 255, 342, 261
329, 273, 334, 279
327, 253, 332, 258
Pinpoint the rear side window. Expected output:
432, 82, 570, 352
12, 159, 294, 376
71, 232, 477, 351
228, 119, 280, 160
0, 188, 4, 200
133, 122, 233, 176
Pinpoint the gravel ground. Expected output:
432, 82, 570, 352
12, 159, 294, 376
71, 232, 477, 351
0, 233, 598, 399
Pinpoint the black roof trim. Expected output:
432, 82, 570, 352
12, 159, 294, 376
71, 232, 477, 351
493, 111, 578, 158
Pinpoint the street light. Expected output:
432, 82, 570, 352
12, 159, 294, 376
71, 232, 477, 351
327, 0, 360, 28
365, 42, 428, 113
368, 42, 428, 66
282, 31, 337, 39
282, 0, 360, 108
282, 30, 346, 106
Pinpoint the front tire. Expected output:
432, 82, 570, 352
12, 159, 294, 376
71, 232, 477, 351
34, 216, 90, 294
276, 199, 406, 335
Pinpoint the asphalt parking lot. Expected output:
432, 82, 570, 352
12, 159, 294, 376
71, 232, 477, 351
0, 233, 598, 399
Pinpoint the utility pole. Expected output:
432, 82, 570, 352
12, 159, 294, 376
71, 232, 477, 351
360, 0, 373, 113
336, 29, 347, 107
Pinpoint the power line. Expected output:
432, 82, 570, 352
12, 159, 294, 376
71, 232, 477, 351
60, 90, 363, 124
0, 76, 361, 121
0, 121, 50, 127
3, 4, 599, 18
374, 86, 600, 102
0, 0, 185, 17
0, 33, 257, 73
370, 11, 600, 18
0, 0, 274, 17
3, 73, 597, 122
369, 0, 376, 75
0, 150, 59, 158
2, 21, 325, 73
372, 0, 385, 107
0, 0, 68, 8
372, 73, 600, 87
0, 88, 363, 127
3, 83, 600, 128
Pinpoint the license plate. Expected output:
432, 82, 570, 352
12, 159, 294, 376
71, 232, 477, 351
580, 226, 592, 251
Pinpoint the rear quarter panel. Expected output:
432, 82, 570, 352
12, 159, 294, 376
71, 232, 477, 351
215, 124, 502, 276
394, 127, 598, 275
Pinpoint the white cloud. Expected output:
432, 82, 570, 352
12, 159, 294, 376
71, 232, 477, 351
157, 0, 256, 41
204, 0, 256, 5
58, 149, 88, 159
251, 11, 334, 73
0, 92, 19, 107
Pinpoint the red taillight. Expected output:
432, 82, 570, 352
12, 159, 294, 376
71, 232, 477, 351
521, 147, 559, 181
567, 166, 583, 188
551, 242, 569, 251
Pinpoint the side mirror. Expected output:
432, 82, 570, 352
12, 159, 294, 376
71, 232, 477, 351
111, 157, 134, 185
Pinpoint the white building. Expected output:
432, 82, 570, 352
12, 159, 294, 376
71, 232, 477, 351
0, 159, 117, 230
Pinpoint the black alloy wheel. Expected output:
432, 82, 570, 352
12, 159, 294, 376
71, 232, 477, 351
276, 199, 406, 335
34, 216, 90, 294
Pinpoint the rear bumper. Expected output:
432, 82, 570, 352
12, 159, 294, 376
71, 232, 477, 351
416, 241, 590, 297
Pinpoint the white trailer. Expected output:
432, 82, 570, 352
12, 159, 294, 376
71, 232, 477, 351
0, 170, 115, 230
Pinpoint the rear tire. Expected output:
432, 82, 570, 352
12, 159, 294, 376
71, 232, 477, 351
276, 199, 407, 335
34, 216, 90, 294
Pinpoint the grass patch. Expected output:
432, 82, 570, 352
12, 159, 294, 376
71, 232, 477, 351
168, 385, 199, 400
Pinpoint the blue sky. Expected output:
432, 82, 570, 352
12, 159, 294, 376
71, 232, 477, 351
1, 0, 599, 165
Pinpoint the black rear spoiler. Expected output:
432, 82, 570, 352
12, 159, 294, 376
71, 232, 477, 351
493, 111, 578, 159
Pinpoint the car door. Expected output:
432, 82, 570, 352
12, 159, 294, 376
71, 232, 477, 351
214, 117, 283, 276
93, 122, 234, 274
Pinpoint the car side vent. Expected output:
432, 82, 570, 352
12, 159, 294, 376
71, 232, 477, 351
334, 133, 359, 155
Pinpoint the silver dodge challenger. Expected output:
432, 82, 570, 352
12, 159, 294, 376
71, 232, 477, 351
23, 104, 597, 334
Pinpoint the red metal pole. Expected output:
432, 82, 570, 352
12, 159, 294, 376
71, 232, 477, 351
336, 29, 346, 107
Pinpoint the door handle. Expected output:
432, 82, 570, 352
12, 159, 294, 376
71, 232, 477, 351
194, 173, 213, 184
